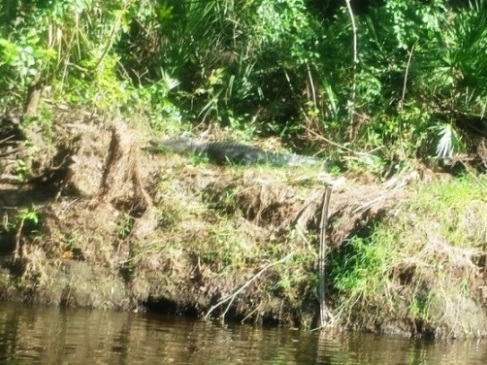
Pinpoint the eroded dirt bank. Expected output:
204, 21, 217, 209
1, 113, 487, 338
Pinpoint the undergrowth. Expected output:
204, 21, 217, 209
329, 175, 487, 334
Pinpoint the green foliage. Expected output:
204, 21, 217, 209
432, 123, 464, 157
118, 0, 325, 132
1, 0, 487, 164
328, 175, 487, 326
116, 213, 134, 239
13, 159, 30, 183
18, 206, 39, 226
344, 153, 385, 176
330, 233, 394, 305
0, 36, 55, 87
409, 176, 487, 247
416, 0, 487, 115
1, 205, 39, 233
357, 0, 487, 158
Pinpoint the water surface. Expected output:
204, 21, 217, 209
0, 302, 486, 364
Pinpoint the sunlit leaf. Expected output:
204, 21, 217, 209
434, 123, 462, 158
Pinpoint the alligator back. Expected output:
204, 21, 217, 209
149, 137, 199, 154
203, 142, 271, 165
149, 138, 322, 166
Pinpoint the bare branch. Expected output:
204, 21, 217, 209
204, 252, 294, 323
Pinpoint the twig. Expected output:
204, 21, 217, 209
284, 69, 313, 126
240, 303, 261, 324
306, 127, 357, 154
0, 135, 15, 144
319, 187, 333, 328
14, 217, 25, 261
399, 41, 417, 109
204, 252, 294, 322
305, 127, 380, 158
93, 3, 131, 71
307, 64, 318, 111
344, 0, 358, 126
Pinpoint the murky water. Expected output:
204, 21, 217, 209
0, 302, 486, 365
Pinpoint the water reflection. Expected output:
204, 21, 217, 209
0, 302, 486, 364
316, 333, 487, 365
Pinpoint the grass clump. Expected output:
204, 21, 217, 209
329, 176, 487, 336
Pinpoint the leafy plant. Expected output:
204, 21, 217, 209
1, 205, 39, 233
13, 159, 30, 183
117, 213, 134, 239
432, 123, 464, 158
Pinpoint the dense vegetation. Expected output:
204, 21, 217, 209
2, 0, 487, 167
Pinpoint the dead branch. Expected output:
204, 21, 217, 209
204, 252, 294, 323
319, 187, 334, 328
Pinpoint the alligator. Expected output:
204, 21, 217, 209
148, 137, 323, 166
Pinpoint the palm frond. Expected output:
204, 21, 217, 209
433, 123, 463, 158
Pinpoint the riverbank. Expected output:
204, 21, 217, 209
1, 112, 486, 338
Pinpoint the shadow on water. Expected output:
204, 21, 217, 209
0, 302, 487, 365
